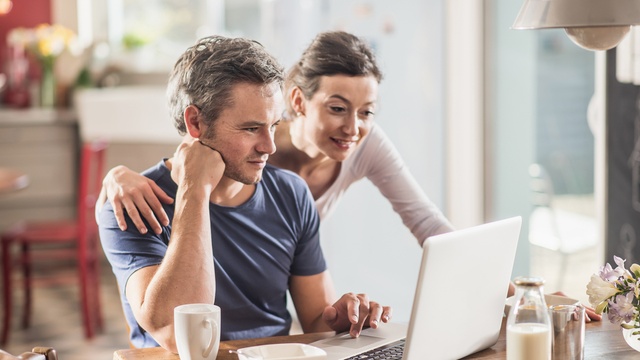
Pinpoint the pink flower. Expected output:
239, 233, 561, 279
607, 293, 637, 325
598, 256, 628, 282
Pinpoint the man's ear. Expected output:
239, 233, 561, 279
184, 105, 204, 138
290, 86, 306, 116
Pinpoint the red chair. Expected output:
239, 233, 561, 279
1, 140, 108, 344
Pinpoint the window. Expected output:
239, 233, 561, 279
81, 0, 254, 73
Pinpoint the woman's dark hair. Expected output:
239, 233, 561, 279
285, 31, 383, 117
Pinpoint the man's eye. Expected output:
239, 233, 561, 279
246, 127, 259, 132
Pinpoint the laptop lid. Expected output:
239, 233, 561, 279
403, 216, 521, 359
312, 216, 522, 360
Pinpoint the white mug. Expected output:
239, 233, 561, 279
174, 303, 221, 360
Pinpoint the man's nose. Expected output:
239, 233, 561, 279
257, 130, 276, 155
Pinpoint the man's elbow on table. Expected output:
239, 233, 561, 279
154, 327, 178, 354
128, 291, 179, 351
134, 302, 179, 352
140, 319, 178, 353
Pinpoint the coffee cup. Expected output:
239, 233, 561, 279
174, 303, 221, 360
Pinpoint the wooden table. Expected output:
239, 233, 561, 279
0, 168, 28, 194
114, 319, 640, 359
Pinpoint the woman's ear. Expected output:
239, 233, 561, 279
184, 105, 204, 138
290, 87, 306, 117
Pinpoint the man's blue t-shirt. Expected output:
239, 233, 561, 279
99, 160, 327, 347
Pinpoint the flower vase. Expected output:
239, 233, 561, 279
622, 328, 640, 352
3, 44, 30, 108
39, 58, 56, 108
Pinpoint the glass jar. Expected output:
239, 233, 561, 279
506, 277, 552, 360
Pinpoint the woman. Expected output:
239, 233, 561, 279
99, 30, 454, 243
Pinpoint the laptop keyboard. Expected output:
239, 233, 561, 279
345, 339, 405, 360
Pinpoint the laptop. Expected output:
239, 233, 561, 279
311, 216, 522, 360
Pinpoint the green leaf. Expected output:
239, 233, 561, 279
595, 301, 608, 315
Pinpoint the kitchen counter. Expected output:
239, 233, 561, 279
0, 107, 78, 230
0, 107, 76, 125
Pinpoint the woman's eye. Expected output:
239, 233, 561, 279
361, 110, 375, 119
330, 106, 346, 113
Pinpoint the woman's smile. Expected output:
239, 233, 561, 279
330, 136, 359, 150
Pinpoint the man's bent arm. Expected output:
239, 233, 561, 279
290, 271, 338, 333
125, 182, 215, 352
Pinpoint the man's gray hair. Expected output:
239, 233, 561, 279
167, 36, 285, 135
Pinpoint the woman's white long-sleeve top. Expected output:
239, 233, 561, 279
315, 124, 454, 245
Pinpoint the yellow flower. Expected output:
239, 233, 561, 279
36, 24, 72, 57
7, 23, 77, 59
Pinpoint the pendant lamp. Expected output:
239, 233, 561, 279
512, 0, 640, 51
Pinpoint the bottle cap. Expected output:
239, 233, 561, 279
514, 276, 545, 287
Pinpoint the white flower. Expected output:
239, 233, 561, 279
586, 274, 620, 308
6, 27, 32, 48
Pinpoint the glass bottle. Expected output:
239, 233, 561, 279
506, 277, 552, 360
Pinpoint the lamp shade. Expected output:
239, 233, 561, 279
512, 0, 640, 29
513, 0, 640, 50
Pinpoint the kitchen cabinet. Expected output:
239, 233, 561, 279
0, 109, 78, 230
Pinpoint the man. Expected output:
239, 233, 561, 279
98, 36, 392, 352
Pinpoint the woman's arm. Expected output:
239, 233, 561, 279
99, 165, 174, 234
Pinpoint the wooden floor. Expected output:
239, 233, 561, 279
0, 246, 599, 360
